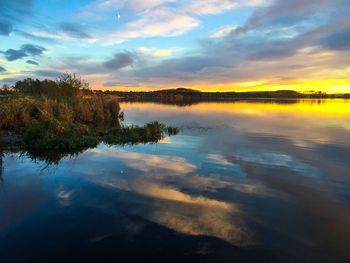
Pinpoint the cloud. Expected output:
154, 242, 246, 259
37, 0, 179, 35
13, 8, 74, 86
128, 0, 174, 13
152, 49, 172, 57
14, 29, 57, 43
0, 0, 34, 39
21, 44, 46, 55
104, 52, 134, 70
34, 70, 63, 78
86, 0, 267, 17
83, 0, 173, 16
103, 81, 140, 87
83, 0, 269, 45
138, 47, 174, 57
1, 44, 46, 61
112, 0, 349, 89
26, 60, 39, 65
229, 0, 338, 37
210, 25, 238, 38
180, 0, 268, 15
138, 47, 152, 53
105, 9, 200, 44
0, 77, 23, 85
1, 49, 27, 61
0, 0, 34, 19
132, 55, 222, 81
43, 55, 110, 77
0, 20, 12, 36
29, 22, 98, 43
0, 66, 6, 72
248, 39, 297, 60
59, 22, 91, 39
321, 27, 350, 50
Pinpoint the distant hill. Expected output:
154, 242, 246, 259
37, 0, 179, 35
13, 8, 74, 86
153, 88, 201, 93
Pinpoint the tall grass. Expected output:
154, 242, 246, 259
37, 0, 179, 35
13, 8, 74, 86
0, 96, 120, 132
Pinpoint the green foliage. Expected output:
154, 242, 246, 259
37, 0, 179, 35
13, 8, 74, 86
21, 119, 178, 151
23, 119, 97, 151
102, 121, 175, 145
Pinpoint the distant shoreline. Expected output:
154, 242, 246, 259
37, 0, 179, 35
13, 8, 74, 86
100, 89, 350, 101
91, 89, 350, 106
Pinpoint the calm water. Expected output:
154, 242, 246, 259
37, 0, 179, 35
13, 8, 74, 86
1, 100, 350, 262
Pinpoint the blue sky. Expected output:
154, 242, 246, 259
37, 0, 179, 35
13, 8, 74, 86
1, 0, 350, 92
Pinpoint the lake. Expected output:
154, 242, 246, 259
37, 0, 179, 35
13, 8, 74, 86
1, 99, 350, 262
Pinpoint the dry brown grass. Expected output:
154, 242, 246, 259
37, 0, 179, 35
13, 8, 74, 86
0, 95, 120, 133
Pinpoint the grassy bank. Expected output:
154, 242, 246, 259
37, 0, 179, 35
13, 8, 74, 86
0, 74, 179, 152
22, 120, 178, 151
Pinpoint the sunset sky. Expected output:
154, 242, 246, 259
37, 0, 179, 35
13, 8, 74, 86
1, 0, 350, 92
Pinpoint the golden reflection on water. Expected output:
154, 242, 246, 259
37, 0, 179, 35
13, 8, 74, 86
191, 100, 350, 117
121, 99, 350, 117
121, 99, 350, 146
121, 99, 350, 115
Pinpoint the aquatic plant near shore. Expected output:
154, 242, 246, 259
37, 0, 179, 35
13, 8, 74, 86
22, 120, 178, 151
103, 121, 179, 145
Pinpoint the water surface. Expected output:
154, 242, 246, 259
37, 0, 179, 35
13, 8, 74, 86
1, 99, 350, 262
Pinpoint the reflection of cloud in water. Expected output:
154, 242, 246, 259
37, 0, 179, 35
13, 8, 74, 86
96, 177, 250, 245
181, 175, 270, 197
56, 186, 75, 207
207, 154, 232, 166
235, 151, 319, 177
87, 147, 252, 245
131, 180, 229, 209
131, 180, 250, 245
148, 197, 249, 246
92, 148, 196, 176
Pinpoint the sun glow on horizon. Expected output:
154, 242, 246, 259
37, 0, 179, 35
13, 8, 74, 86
97, 79, 350, 93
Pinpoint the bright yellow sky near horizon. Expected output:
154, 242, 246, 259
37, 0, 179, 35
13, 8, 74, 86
95, 79, 350, 93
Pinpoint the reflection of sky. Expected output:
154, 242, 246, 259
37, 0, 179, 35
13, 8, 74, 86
1, 100, 350, 261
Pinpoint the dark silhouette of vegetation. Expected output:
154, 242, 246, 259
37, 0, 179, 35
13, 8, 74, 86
12, 74, 91, 100
103, 88, 350, 104
0, 74, 179, 155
